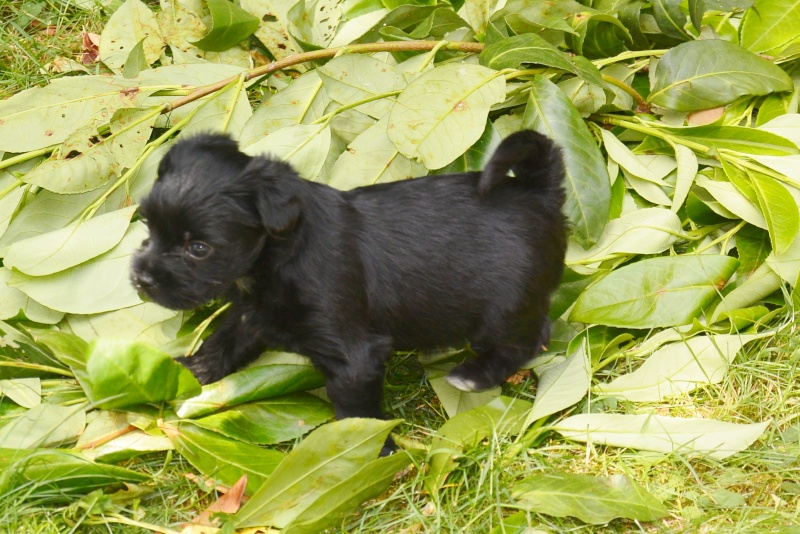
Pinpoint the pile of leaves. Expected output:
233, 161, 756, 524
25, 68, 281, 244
1, 0, 799, 530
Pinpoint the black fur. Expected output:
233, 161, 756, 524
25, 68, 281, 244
130, 130, 567, 453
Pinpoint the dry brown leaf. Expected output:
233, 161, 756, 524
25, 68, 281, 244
196, 475, 248, 526
505, 369, 531, 385
81, 31, 101, 65
687, 107, 724, 126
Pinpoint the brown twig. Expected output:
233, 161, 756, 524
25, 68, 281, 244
163, 40, 485, 113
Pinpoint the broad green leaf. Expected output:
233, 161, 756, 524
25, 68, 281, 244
595, 333, 768, 401
180, 83, 254, 138
649, 40, 793, 111
0, 448, 148, 497
672, 143, 698, 211
748, 169, 800, 254
175, 364, 325, 419
566, 13, 632, 59
318, 54, 406, 120
82, 339, 200, 409
624, 170, 672, 205
83, 429, 174, 463
0, 377, 41, 408
689, 0, 753, 30
512, 473, 669, 525
554, 413, 770, 459
652, 0, 691, 40
163, 422, 284, 495
427, 397, 531, 493
99, 0, 164, 72
0, 183, 25, 242
244, 123, 331, 181
328, 117, 426, 190
0, 75, 150, 153
4, 206, 136, 276
464, 0, 501, 35
123, 37, 150, 78
570, 255, 739, 328
601, 130, 663, 183
0, 321, 72, 379
67, 302, 182, 347
566, 208, 684, 266
434, 119, 501, 174
240, 0, 301, 61
288, 0, 343, 48
240, 71, 328, 145
157, 0, 207, 58
192, 393, 334, 445
23, 108, 158, 194
479, 33, 578, 73
388, 63, 506, 170
696, 175, 767, 228
235, 418, 400, 528
428, 369, 501, 418
740, 0, 800, 55
767, 229, 800, 284
8, 222, 147, 314
0, 268, 64, 324
758, 114, 800, 148
191, 0, 259, 51
281, 453, 411, 534
654, 124, 798, 156
0, 403, 85, 448
490, 0, 589, 34
523, 341, 590, 427
712, 263, 783, 320
32, 330, 89, 372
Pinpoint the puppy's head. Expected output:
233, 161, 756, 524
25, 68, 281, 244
130, 134, 302, 310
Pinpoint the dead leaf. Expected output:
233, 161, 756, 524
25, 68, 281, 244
48, 57, 91, 73
506, 369, 531, 385
43, 26, 58, 36
687, 107, 724, 126
82, 31, 101, 65
196, 475, 247, 526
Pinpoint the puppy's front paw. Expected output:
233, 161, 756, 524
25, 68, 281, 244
446, 360, 502, 392
175, 355, 227, 385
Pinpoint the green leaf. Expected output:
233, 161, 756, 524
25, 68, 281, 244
67, 302, 182, 347
162, 421, 284, 495
0, 75, 150, 153
32, 330, 89, 372
234, 418, 401, 528
652, 0, 691, 40
175, 364, 325, 419
657, 124, 798, 156
288, 0, 343, 48
689, 0, 753, 31
388, 63, 506, 170
0, 377, 40, 408
427, 396, 530, 493
191, 0, 260, 51
81, 339, 200, 409
740, 0, 800, 55
192, 393, 334, 445
8, 221, 146, 314
424, 360, 501, 418
0, 403, 85, 448
244, 123, 332, 181
22, 108, 158, 194
0, 320, 72, 379
512, 473, 669, 524
479, 33, 578, 73
696, 174, 766, 228
747, 169, 800, 254
240, 71, 328, 145
99, 0, 164, 72
712, 263, 782, 321
554, 413, 770, 459
566, 208, 684, 266
123, 37, 150, 78
566, 13, 632, 59
523, 75, 611, 247
240, 0, 301, 61
0, 182, 24, 243
523, 341, 591, 427
0, 448, 149, 497
570, 255, 739, 328
672, 143, 698, 211
328, 117, 426, 189
318, 54, 406, 120
4, 206, 136, 276
595, 333, 768, 401
433, 119, 501, 174
281, 453, 410, 534
649, 40, 793, 111
0, 268, 64, 324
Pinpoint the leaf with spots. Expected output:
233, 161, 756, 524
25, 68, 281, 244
99, 0, 165, 73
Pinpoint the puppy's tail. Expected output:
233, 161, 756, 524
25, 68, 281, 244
478, 130, 565, 196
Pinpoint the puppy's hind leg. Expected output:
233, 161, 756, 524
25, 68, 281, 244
447, 318, 551, 392
177, 307, 268, 385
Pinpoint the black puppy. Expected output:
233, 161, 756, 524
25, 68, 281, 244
131, 130, 566, 442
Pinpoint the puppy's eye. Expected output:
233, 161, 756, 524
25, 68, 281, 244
186, 241, 212, 259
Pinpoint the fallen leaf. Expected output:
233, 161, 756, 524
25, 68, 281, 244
505, 369, 531, 385
687, 107, 724, 126
82, 31, 101, 65
196, 475, 248, 526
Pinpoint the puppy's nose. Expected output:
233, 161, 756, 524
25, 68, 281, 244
133, 271, 155, 290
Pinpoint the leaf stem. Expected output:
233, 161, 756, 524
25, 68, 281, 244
185, 302, 231, 356
0, 146, 55, 171
311, 90, 403, 125
221, 72, 247, 133
694, 220, 747, 254
163, 40, 484, 114
0, 361, 74, 377
593, 48, 669, 69
601, 73, 649, 112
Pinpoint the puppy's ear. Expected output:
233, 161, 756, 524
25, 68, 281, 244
239, 157, 302, 234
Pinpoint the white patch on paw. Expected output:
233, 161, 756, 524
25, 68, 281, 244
446, 374, 479, 392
